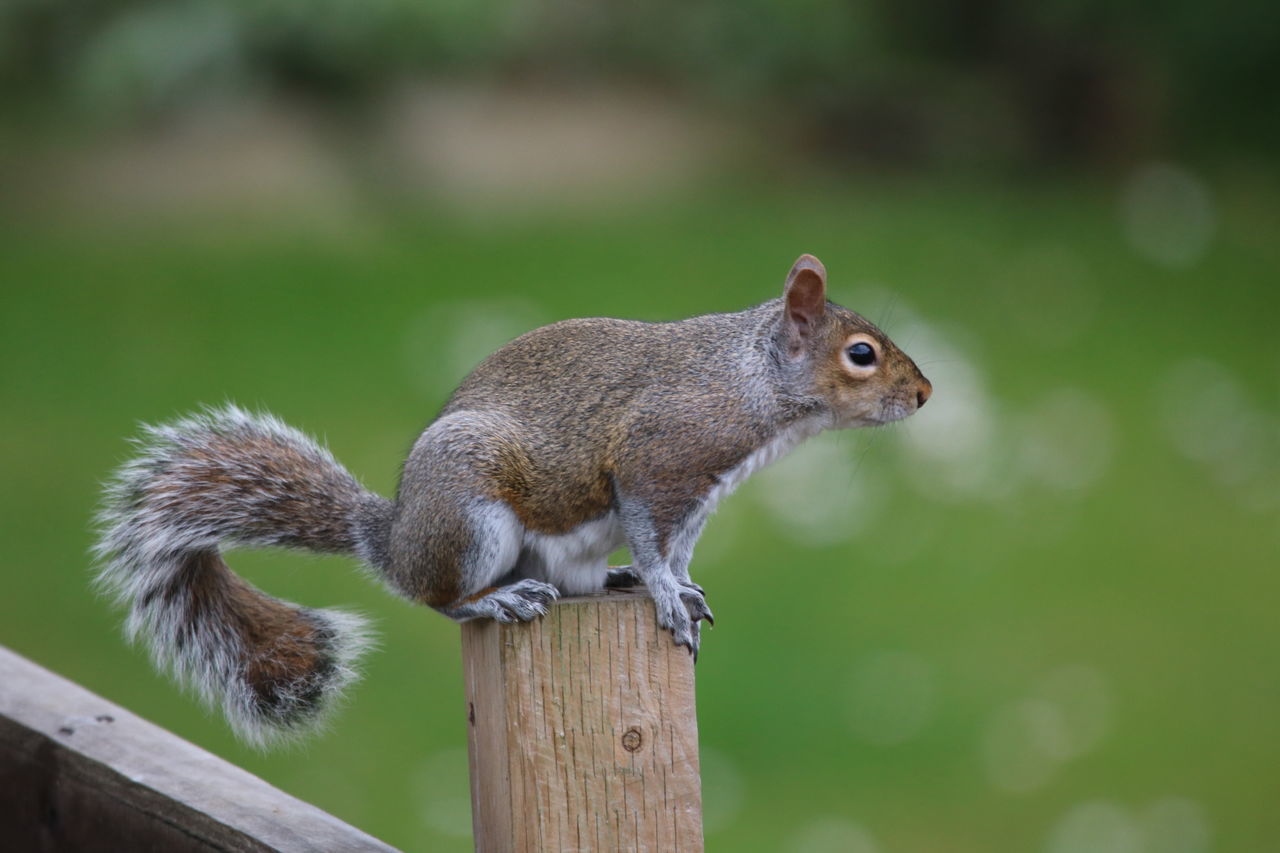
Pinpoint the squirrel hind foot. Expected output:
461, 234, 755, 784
440, 579, 559, 623
603, 567, 642, 589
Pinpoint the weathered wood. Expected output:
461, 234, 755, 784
461, 590, 703, 853
0, 645, 398, 852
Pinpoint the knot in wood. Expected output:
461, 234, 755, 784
621, 727, 643, 752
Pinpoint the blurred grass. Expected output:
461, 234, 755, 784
1, 176, 1277, 851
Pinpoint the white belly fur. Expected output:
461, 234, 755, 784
523, 512, 626, 595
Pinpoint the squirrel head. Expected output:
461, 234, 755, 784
779, 253, 932, 428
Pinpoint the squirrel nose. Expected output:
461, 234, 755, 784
916, 380, 932, 409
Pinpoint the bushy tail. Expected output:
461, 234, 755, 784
94, 405, 393, 746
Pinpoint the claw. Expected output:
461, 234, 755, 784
652, 585, 702, 661
678, 586, 713, 626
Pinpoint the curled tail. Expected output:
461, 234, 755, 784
94, 405, 393, 746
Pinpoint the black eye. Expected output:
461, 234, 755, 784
847, 342, 876, 366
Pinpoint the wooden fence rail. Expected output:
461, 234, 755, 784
0, 646, 396, 852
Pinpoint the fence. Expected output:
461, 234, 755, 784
0, 591, 703, 851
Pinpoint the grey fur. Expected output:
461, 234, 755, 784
94, 405, 386, 746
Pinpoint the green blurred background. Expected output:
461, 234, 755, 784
2, 1, 1278, 851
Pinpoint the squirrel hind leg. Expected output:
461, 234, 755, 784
439, 579, 559, 623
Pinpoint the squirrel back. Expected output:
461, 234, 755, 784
439, 283, 927, 538
437, 310, 779, 534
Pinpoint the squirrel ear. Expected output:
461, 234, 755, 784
783, 254, 827, 347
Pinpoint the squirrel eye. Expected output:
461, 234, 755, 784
847, 342, 876, 367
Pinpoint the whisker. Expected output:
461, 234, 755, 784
877, 292, 900, 332
847, 427, 885, 481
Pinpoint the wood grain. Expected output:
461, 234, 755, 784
0, 645, 397, 852
461, 590, 703, 853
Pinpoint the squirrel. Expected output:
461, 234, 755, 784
94, 254, 931, 745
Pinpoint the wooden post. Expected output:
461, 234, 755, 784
461, 590, 703, 852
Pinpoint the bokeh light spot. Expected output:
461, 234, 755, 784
413, 747, 473, 838
1121, 163, 1216, 268
700, 746, 747, 834
753, 435, 876, 545
982, 699, 1066, 793
403, 298, 547, 398
1141, 797, 1213, 853
1045, 801, 1143, 853
785, 817, 881, 853
1032, 664, 1112, 759
846, 650, 938, 746
1018, 389, 1115, 493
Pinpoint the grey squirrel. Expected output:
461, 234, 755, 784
94, 254, 931, 745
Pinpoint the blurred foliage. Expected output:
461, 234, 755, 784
3, 0, 1278, 164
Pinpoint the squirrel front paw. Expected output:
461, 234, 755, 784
608, 569, 713, 627
651, 583, 700, 660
